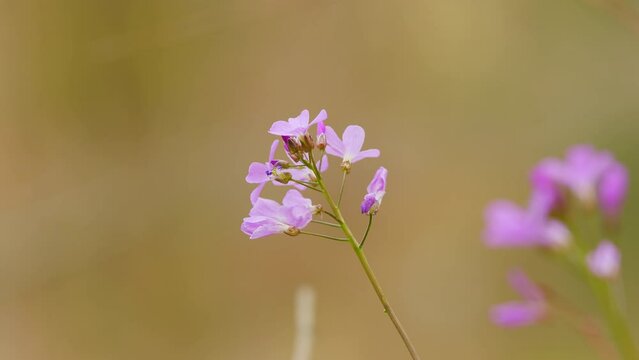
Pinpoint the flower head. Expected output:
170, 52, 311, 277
241, 190, 313, 240
325, 125, 380, 170
491, 270, 547, 327
268, 109, 327, 137
483, 200, 571, 248
560, 145, 615, 205
361, 167, 387, 215
587, 240, 620, 279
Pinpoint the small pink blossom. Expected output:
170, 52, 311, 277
587, 240, 620, 279
325, 125, 380, 166
241, 190, 314, 240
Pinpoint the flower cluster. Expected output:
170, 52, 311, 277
241, 109, 386, 240
484, 144, 629, 327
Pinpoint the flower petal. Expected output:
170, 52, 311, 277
342, 125, 365, 160
508, 270, 544, 302
352, 149, 381, 163
246, 162, 270, 184
250, 182, 266, 205
491, 302, 545, 327
268, 139, 279, 161
325, 126, 345, 157
268, 121, 296, 136
309, 109, 327, 126
598, 162, 628, 219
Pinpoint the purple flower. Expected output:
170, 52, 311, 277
530, 145, 629, 219
560, 145, 615, 205
587, 240, 620, 279
316, 120, 327, 150
598, 163, 628, 220
268, 109, 328, 137
240, 190, 313, 240
325, 125, 380, 168
491, 270, 547, 327
361, 167, 387, 215
483, 200, 571, 248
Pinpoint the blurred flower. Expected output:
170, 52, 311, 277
269, 109, 327, 137
241, 191, 313, 239
491, 270, 547, 327
325, 125, 380, 170
361, 167, 387, 215
560, 145, 615, 206
530, 159, 565, 215
483, 200, 571, 248
587, 240, 620, 279
598, 163, 628, 221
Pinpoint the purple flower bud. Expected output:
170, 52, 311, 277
316, 120, 326, 150
587, 240, 620, 279
360, 167, 387, 215
598, 162, 628, 221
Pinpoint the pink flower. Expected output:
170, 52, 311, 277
530, 145, 629, 221
491, 270, 547, 327
241, 190, 314, 240
587, 240, 620, 279
361, 167, 387, 215
483, 200, 571, 248
268, 109, 327, 137
325, 125, 380, 167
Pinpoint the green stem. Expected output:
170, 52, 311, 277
337, 170, 347, 207
289, 179, 321, 192
360, 214, 374, 249
300, 231, 348, 242
588, 275, 638, 360
311, 219, 342, 228
308, 152, 421, 360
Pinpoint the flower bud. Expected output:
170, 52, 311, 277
587, 240, 620, 279
285, 136, 304, 162
316, 121, 326, 150
311, 204, 322, 215
274, 171, 293, 184
285, 227, 300, 236
301, 133, 315, 153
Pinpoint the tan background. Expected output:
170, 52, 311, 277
1, 0, 639, 358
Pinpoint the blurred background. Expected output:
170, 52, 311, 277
1, 0, 639, 358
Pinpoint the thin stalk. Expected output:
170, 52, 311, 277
588, 275, 638, 360
307, 151, 421, 360
311, 219, 342, 228
322, 211, 341, 224
300, 231, 348, 242
289, 179, 321, 192
359, 214, 374, 249
337, 170, 347, 207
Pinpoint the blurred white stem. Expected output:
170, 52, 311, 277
292, 285, 316, 360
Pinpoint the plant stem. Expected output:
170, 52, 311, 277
311, 219, 342, 228
308, 153, 422, 360
299, 231, 348, 242
360, 214, 374, 249
337, 170, 347, 207
588, 275, 638, 360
